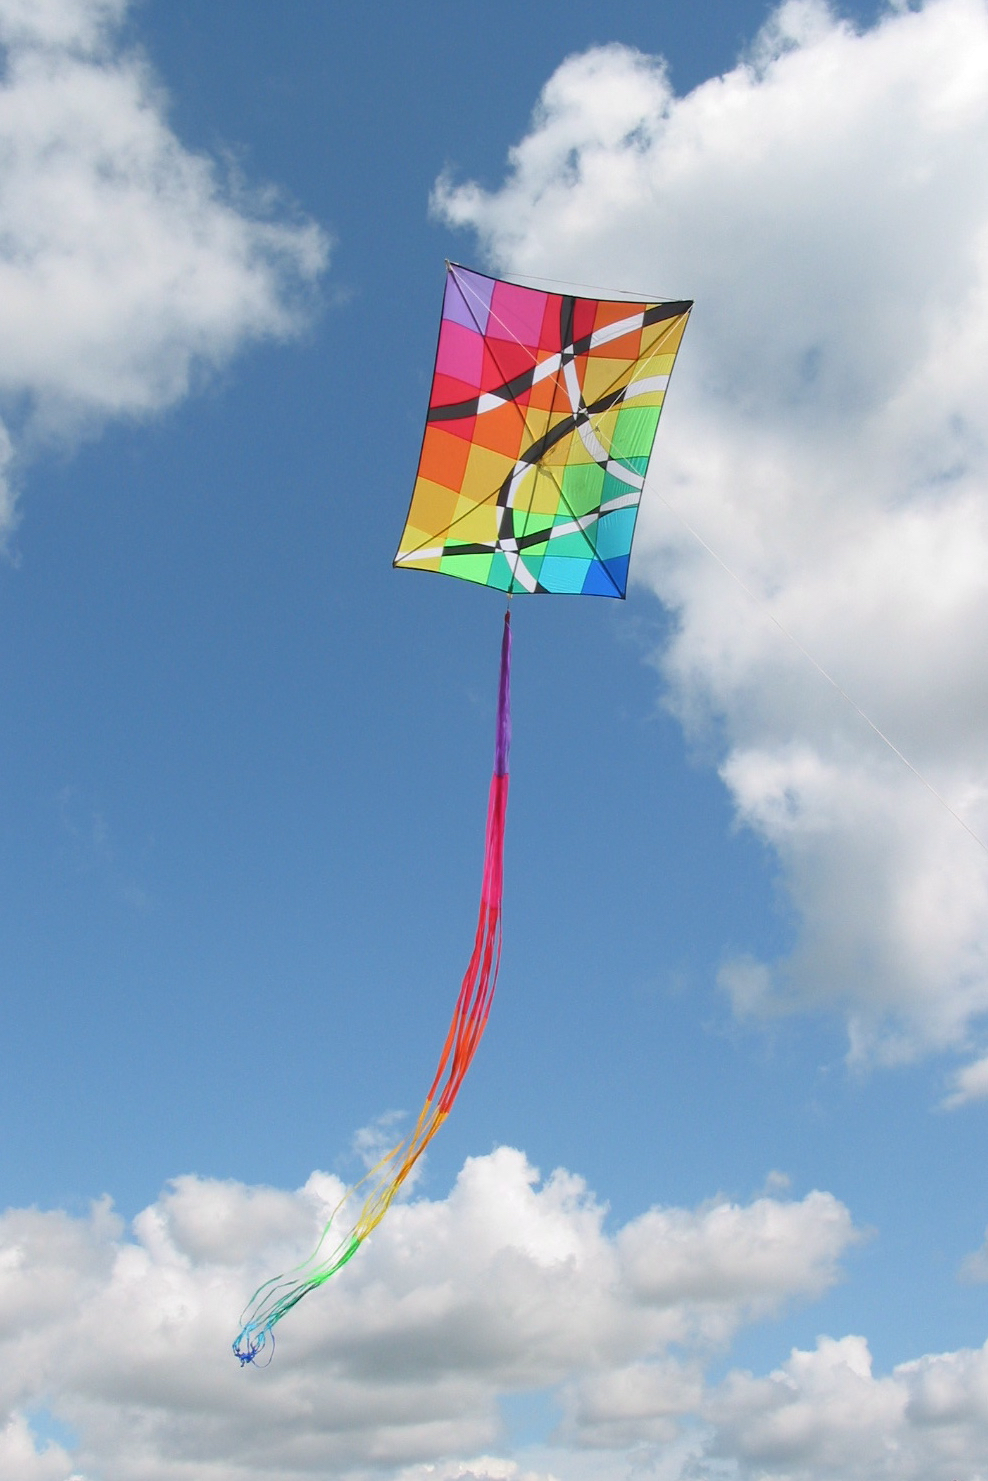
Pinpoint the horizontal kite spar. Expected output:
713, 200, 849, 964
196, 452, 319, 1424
233, 610, 511, 1365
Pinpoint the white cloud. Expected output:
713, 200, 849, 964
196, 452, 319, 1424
0, 1149, 857, 1479
434, 0, 988, 1066
395, 1460, 559, 1481
0, 0, 126, 53
1, 1151, 986, 1481
0, 1411, 78, 1481
942, 1051, 988, 1109
959, 1223, 988, 1283
0, 0, 327, 530
707, 1332, 988, 1480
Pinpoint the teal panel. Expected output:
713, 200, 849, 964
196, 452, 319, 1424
545, 530, 592, 556
594, 507, 637, 561
518, 550, 545, 583
488, 551, 514, 591
538, 554, 591, 593
601, 469, 644, 504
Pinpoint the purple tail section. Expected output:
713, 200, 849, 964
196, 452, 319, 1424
494, 610, 512, 777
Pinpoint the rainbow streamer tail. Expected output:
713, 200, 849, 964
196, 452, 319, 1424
234, 610, 512, 1365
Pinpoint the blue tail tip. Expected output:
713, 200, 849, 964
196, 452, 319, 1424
233, 1326, 271, 1367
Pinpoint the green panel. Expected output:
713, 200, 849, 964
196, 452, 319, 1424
609, 405, 661, 461
513, 511, 554, 542
558, 462, 606, 518
440, 551, 494, 585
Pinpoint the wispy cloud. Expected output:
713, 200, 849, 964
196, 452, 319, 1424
941, 1052, 988, 1109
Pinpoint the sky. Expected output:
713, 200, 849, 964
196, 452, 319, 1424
0, 0, 988, 1477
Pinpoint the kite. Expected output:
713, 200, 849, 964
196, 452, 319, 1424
233, 264, 691, 1365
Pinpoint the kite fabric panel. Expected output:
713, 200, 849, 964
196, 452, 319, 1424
394, 263, 693, 599
233, 613, 512, 1366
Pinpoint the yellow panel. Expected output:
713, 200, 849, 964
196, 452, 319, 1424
450, 495, 500, 544
401, 478, 460, 545
513, 464, 565, 517
633, 348, 676, 378
541, 426, 596, 467
642, 313, 690, 357
621, 389, 666, 410
581, 355, 637, 405
396, 525, 443, 569
586, 406, 620, 451
461, 441, 517, 504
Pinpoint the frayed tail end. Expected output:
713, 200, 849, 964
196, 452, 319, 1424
233, 1324, 274, 1367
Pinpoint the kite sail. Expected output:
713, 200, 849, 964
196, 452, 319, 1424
234, 264, 690, 1365
395, 264, 692, 597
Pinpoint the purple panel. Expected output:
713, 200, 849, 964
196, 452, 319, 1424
444, 266, 494, 334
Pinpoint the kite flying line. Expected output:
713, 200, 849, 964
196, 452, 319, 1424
654, 491, 988, 856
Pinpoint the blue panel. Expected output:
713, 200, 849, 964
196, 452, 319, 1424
602, 554, 630, 595
580, 559, 624, 597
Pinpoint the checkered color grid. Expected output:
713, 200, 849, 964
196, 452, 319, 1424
395, 264, 692, 598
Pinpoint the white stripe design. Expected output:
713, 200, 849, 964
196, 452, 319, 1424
394, 489, 640, 566
472, 323, 665, 416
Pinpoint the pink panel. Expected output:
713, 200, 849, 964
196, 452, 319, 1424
435, 319, 484, 387
487, 280, 551, 349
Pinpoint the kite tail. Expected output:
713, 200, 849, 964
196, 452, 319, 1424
234, 611, 512, 1366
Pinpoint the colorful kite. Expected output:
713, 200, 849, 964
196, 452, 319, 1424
234, 264, 691, 1365
395, 264, 692, 597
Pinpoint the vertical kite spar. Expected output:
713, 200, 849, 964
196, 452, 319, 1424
233, 612, 511, 1365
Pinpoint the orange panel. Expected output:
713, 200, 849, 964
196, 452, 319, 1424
416, 425, 471, 493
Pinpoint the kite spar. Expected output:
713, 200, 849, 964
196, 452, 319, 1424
234, 264, 691, 1363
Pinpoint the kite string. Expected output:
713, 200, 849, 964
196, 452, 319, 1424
450, 260, 678, 306
653, 491, 988, 856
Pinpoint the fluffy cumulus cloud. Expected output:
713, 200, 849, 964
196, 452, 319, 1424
435, 0, 988, 1071
0, 1147, 858, 1480
5, 1148, 988, 1479
708, 1333, 988, 1480
0, 0, 327, 530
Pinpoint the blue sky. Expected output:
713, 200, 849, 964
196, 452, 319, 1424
2, 2, 988, 1479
